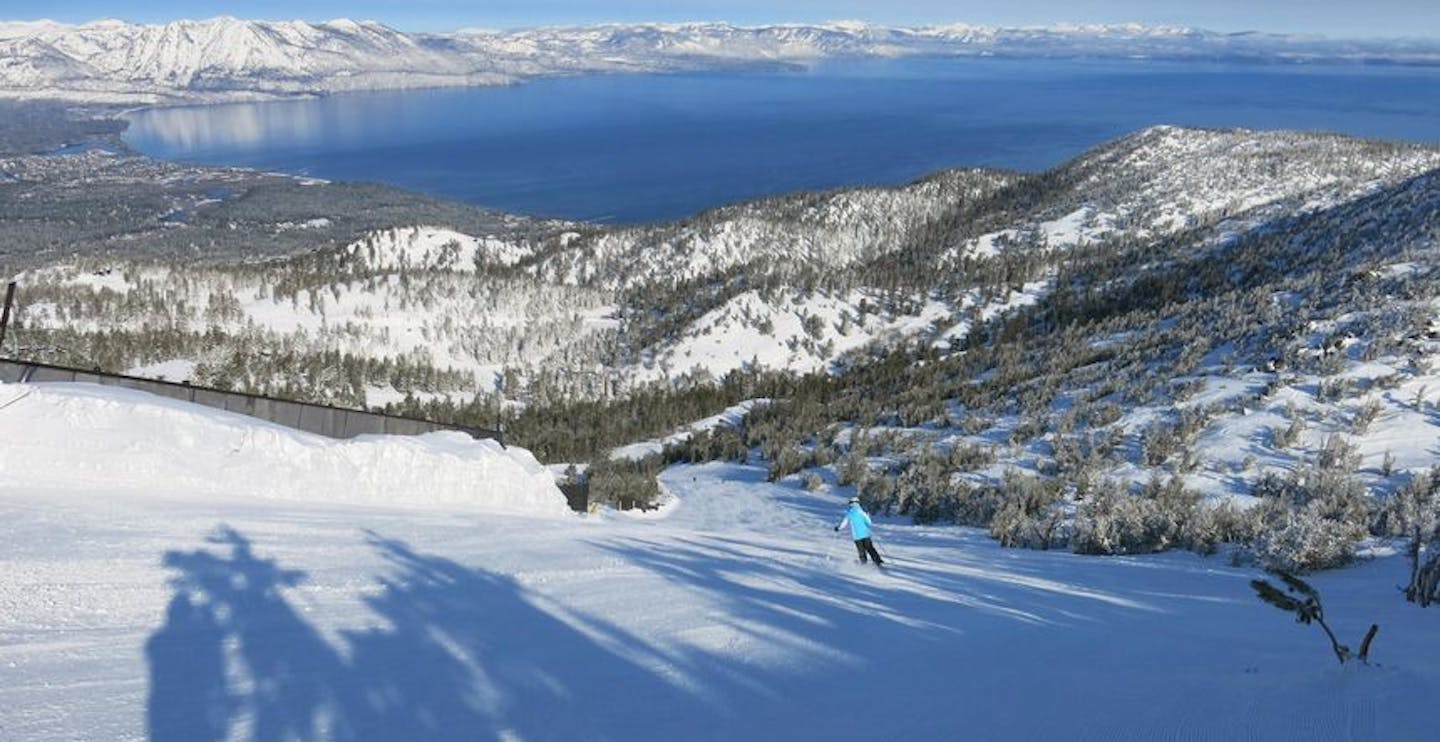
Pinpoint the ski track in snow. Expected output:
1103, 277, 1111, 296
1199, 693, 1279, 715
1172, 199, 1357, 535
1, 385, 1436, 740
2, 465, 1435, 740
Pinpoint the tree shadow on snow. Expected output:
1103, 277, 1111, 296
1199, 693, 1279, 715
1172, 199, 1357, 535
582, 533, 1214, 739
146, 526, 748, 741
593, 530, 1174, 656
147, 526, 342, 741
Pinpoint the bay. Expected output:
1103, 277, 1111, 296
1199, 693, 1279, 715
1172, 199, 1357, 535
123, 57, 1440, 224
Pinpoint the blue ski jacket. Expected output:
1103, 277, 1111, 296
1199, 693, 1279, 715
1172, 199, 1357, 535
837, 504, 873, 540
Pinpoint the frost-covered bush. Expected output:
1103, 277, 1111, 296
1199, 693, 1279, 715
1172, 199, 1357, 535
856, 470, 896, 511
1072, 479, 1191, 555
990, 499, 1067, 550
1084, 403, 1124, 429
1380, 469, 1440, 606
1317, 376, 1353, 402
1350, 397, 1383, 435
872, 463, 1067, 529
1254, 437, 1371, 520
909, 481, 977, 525
987, 471, 1066, 549
1264, 466, 1372, 528
947, 441, 996, 470
1314, 434, 1362, 474
943, 480, 1009, 528
958, 415, 993, 436
810, 443, 839, 468
890, 458, 948, 518
1184, 499, 1251, 556
588, 456, 664, 509
1008, 418, 1045, 445
835, 451, 870, 487
1247, 500, 1363, 573
1270, 408, 1306, 450
1141, 423, 1179, 466
1413, 549, 1440, 608
885, 459, 1005, 525
1245, 444, 1371, 572
1071, 484, 1149, 554
766, 445, 810, 482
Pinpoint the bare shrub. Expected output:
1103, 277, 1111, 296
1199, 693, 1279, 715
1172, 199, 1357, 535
1252, 571, 1379, 664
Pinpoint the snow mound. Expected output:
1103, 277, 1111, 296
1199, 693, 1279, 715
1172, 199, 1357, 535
0, 382, 570, 517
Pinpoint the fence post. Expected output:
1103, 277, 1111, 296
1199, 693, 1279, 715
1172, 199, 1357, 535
0, 282, 16, 353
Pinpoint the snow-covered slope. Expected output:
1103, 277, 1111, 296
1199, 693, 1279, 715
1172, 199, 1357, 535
525, 127, 1440, 295
530, 169, 1013, 290
2, 18, 1437, 103
15, 229, 619, 403
343, 226, 538, 272
628, 287, 971, 383
609, 127, 1440, 381
727, 137, 1440, 562
941, 126, 1440, 262
0, 389, 1434, 740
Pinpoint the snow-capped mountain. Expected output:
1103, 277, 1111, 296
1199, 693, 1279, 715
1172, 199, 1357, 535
0, 17, 499, 102
0, 17, 461, 101
1, 17, 1438, 103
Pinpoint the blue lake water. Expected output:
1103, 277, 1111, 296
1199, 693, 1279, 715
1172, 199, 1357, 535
123, 58, 1440, 224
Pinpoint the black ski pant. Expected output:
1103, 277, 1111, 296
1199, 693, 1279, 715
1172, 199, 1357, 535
854, 537, 884, 565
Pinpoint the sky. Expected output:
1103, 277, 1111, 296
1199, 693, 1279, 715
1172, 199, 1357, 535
1, 1, 1436, 39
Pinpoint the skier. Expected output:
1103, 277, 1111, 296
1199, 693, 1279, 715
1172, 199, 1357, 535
835, 496, 885, 567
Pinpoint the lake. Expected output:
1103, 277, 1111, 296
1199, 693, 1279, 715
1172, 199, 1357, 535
123, 58, 1440, 224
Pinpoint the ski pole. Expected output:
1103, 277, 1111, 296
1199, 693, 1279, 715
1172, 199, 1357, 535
873, 528, 893, 564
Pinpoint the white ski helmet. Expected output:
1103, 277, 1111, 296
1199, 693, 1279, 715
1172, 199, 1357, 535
848, 496, 860, 505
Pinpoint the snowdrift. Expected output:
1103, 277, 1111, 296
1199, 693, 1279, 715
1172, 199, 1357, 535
0, 381, 570, 516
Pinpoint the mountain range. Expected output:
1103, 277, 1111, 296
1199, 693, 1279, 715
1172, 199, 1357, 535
2, 17, 1439, 102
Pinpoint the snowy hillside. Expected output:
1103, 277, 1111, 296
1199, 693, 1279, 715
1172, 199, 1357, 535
712, 134, 1440, 578
0, 379, 1434, 740
15, 244, 620, 405
344, 226, 538, 271
529, 169, 1014, 291
11, 127, 1440, 407
940, 126, 1440, 262
2, 18, 1438, 103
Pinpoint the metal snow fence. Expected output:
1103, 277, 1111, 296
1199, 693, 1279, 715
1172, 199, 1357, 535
0, 358, 502, 443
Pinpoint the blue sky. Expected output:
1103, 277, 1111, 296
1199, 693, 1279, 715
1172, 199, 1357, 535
3, 1, 1436, 39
